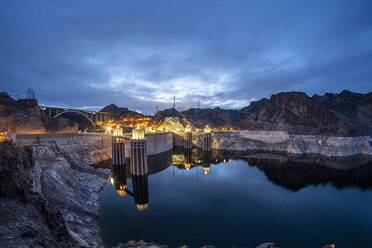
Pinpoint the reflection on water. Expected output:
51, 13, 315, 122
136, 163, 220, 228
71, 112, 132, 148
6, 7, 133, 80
111, 164, 128, 196
110, 148, 372, 211
101, 148, 372, 247
245, 154, 372, 191
111, 164, 149, 211
173, 147, 372, 191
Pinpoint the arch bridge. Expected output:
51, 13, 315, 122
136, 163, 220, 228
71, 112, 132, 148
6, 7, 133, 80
39, 105, 119, 127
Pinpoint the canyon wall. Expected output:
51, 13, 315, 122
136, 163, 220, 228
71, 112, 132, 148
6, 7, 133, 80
0, 92, 77, 134
186, 131, 372, 157
150, 90, 372, 137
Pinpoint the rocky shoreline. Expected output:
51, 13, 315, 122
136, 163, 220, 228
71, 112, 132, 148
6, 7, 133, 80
185, 131, 372, 156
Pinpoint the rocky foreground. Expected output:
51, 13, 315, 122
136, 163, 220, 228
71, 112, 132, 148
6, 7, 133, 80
0, 138, 110, 247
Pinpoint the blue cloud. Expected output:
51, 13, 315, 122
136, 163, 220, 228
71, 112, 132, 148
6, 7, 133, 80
1, 0, 371, 114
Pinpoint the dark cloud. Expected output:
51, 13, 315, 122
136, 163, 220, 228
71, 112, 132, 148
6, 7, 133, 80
1, 0, 372, 114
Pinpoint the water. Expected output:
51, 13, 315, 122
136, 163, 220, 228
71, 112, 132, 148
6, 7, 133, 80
99, 149, 372, 248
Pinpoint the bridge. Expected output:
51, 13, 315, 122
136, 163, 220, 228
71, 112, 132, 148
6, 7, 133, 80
40, 105, 119, 127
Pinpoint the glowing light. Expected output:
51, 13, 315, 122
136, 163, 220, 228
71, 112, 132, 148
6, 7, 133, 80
136, 203, 149, 211
132, 126, 145, 140
203, 167, 210, 174
112, 125, 123, 136
204, 125, 211, 133
106, 126, 112, 133
116, 190, 127, 197
185, 125, 192, 132
110, 177, 114, 185
185, 163, 191, 170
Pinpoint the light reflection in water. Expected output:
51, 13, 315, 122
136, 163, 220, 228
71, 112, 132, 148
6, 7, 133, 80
102, 148, 372, 247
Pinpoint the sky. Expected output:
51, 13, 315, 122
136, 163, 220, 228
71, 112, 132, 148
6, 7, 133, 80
1, 0, 372, 114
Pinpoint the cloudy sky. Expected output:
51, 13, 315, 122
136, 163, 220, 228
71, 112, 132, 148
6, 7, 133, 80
1, 0, 372, 114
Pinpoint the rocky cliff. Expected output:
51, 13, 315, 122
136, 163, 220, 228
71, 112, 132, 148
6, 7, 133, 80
150, 90, 372, 136
0, 92, 77, 134
186, 131, 372, 156
100, 104, 146, 119
0, 137, 110, 247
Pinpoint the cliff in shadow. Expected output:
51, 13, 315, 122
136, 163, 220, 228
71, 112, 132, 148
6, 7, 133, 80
0, 92, 77, 134
242, 152, 372, 191
100, 104, 146, 119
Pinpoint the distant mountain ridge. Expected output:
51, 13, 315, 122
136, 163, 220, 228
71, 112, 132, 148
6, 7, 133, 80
100, 104, 146, 119
149, 90, 372, 136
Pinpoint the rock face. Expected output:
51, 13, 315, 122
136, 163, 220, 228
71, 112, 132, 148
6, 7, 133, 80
0, 92, 77, 134
0, 138, 110, 247
149, 107, 237, 130
150, 90, 372, 136
101, 104, 146, 119
188, 131, 372, 156
238, 91, 355, 136
312, 90, 372, 135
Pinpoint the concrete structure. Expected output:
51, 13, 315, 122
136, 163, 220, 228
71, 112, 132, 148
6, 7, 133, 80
132, 175, 149, 211
202, 132, 212, 151
112, 164, 128, 197
202, 150, 211, 174
130, 139, 148, 176
184, 132, 192, 149
112, 136, 125, 166
184, 148, 192, 170
40, 105, 119, 127
6, 132, 173, 157
129, 127, 149, 176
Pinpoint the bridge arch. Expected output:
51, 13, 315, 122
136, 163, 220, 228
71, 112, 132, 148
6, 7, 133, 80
54, 110, 96, 127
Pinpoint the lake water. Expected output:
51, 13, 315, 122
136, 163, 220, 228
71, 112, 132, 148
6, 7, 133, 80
99, 148, 372, 248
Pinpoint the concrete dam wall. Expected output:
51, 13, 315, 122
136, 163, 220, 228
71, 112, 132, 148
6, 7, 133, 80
7, 132, 173, 161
